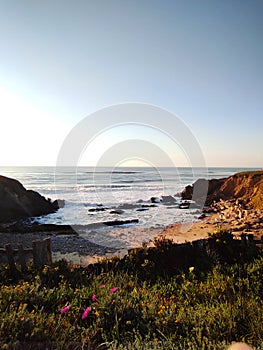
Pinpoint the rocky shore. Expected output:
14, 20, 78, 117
162, 170, 263, 244
0, 175, 60, 222
160, 198, 263, 244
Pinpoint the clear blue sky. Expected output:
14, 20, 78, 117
0, 0, 262, 167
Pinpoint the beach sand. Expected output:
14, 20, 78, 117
159, 210, 263, 244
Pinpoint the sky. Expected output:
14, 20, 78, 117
0, 0, 262, 167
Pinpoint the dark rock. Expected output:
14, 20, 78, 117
118, 203, 140, 210
103, 219, 139, 226
162, 195, 177, 205
181, 185, 193, 200
110, 209, 125, 215
182, 178, 225, 205
151, 197, 162, 203
179, 201, 190, 209
52, 199, 65, 209
88, 207, 107, 212
0, 175, 58, 222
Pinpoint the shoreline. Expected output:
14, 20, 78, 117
1, 199, 263, 266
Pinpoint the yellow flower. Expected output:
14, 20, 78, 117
189, 266, 194, 273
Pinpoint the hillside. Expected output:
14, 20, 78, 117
182, 170, 263, 210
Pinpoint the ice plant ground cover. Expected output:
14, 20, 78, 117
0, 232, 262, 350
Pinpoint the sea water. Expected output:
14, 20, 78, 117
0, 166, 259, 249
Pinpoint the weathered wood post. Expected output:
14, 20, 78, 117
32, 240, 45, 268
45, 238, 52, 264
32, 238, 52, 268
18, 244, 27, 272
5, 244, 16, 275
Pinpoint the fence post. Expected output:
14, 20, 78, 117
18, 244, 27, 272
45, 238, 52, 264
33, 239, 52, 268
32, 240, 45, 268
5, 244, 16, 275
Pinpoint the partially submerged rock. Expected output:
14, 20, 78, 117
0, 175, 59, 222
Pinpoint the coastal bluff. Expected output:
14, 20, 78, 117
0, 175, 59, 222
182, 170, 263, 210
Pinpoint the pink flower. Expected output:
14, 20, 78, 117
60, 305, 71, 314
110, 287, 118, 293
82, 307, 91, 320
92, 294, 97, 302
99, 284, 105, 289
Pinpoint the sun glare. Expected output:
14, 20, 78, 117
0, 86, 70, 165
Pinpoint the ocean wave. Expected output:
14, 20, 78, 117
84, 171, 143, 174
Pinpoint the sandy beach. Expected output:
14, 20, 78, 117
159, 205, 263, 244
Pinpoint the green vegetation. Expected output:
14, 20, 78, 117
0, 231, 262, 350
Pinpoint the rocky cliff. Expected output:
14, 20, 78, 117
182, 170, 263, 210
0, 175, 59, 222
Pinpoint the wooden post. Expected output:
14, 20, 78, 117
33, 239, 51, 268
32, 240, 43, 268
5, 244, 16, 275
18, 244, 27, 272
45, 238, 52, 264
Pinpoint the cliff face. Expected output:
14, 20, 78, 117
0, 175, 59, 222
182, 170, 263, 210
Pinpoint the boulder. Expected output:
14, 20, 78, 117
182, 178, 225, 204
161, 195, 177, 205
110, 209, 125, 215
150, 197, 162, 203
52, 199, 65, 208
0, 175, 59, 222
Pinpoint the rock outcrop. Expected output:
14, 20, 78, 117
0, 175, 59, 222
182, 170, 263, 210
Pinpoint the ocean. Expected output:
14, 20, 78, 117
0, 166, 260, 249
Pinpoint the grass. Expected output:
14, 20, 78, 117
0, 231, 262, 349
